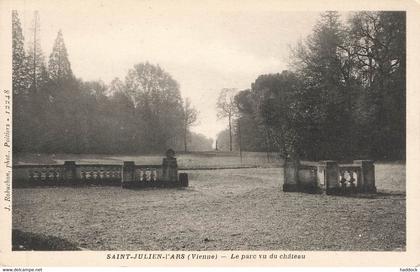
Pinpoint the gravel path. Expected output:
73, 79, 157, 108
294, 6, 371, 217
12, 167, 405, 251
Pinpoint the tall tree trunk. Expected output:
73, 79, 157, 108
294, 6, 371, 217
238, 118, 242, 163
184, 125, 187, 152
264, 127, 270, 163
228, 113, 232, 152
33, 18, 37, 93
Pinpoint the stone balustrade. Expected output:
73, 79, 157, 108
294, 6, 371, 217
283, 160, 376, 195
13, 150, 188, 189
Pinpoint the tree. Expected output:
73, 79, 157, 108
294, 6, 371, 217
27, 11, 47, 93
291, 11, 356, 160
234, 89, 271, 152
42, 29, 86, 153
77, 80, 111, 153
12, 10, 29, 95
107, 77, 125, 96
12, 10, 31, 152
182, 98, 199, 152
48, 30, 73, 81
284, 11, 405, 161
107, 90, 137, 153
348, 11, 406, 159
125, 62, 184, 152
216, 88, 237, 152
251, 71, 303, 160
216, 129, 238, 151
21, 11, 49, 152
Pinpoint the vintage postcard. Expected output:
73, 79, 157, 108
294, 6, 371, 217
0, 0, 419, 268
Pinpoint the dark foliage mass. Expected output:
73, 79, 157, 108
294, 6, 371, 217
231, 11, 405, 161
12, 11, 211, 154
12, 229, 80, 250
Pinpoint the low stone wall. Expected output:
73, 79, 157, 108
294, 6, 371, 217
13, 151, 188, 189
283, 160, 376, 195
120, 157, 187, 188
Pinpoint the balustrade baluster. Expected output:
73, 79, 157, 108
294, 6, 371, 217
41, 170, 47, 181
33, 171, 40, 181
137, 170, 143, 182
151, 170, 155, 181
349, 171, 355, 186
339, 170, 346, 188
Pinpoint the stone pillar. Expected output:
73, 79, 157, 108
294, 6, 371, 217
122, 161, 135, 188
316, 165, 326, 191
179, 173, 189, 187
64, 161, 76, 184
355, 160, 376, 193
283, 159, 300, 192
162, 158, 178, 183
161, 149, 178, 184
323, 161, 339, 195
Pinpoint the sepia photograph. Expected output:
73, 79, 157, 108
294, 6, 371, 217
9, 4, 407, 251
1, 0, 418, 267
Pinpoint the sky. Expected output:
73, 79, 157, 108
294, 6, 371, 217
15, 1, 320, 142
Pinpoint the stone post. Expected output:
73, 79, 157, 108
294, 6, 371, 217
161, 149, 178, 184
316, 165, 326, 191
323, 160, 339, 195
179, 173, 189, 187
355, 160, 376, 193
64, 161, 76, 184
283, 159, 300, 192
122, 161, 135, 188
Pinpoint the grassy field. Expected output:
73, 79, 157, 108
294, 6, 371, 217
12, 158, 405, 251
13, 151, 282, 169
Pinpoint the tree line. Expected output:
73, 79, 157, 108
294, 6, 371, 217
12, 11, 211, 154
216, 11, 405, 161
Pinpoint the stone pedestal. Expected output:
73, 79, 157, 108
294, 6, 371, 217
323, 161, 339, 195
162, 158, 178, 183
355, 160, 376, 193
283, 160, 299, 192
179, 173, 189, 187
122, 161, 135, 188
64, 161, 76, 184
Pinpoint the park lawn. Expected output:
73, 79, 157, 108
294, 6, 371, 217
13, 152, 282, 169
12, 166, 405, 251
